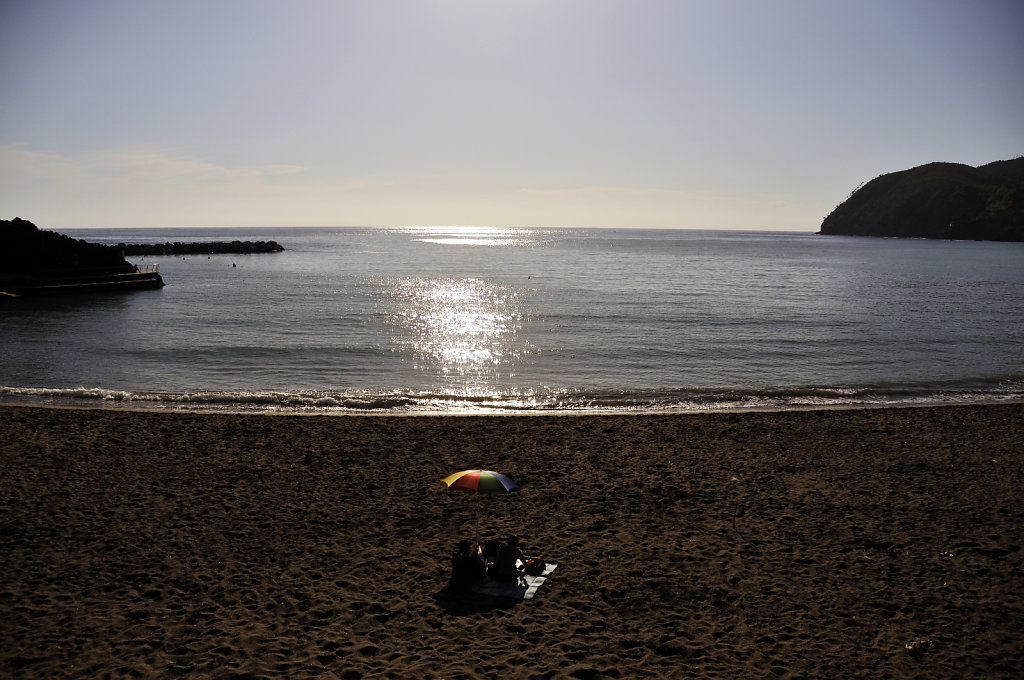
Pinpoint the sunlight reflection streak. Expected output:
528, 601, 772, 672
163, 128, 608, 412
383, 277, 531, 387
405, 225, 537, 248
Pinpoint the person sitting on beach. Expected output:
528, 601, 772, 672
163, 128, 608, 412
481, 538, 500, 561
450, 539, 485, 586
488, 535, 526, 582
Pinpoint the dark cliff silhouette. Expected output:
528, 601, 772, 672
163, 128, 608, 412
1, 217, 134, 272
818, 157, 1024, 241
1, 218, 163, 296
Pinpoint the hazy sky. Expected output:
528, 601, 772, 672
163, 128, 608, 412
1, 0, 1022, 230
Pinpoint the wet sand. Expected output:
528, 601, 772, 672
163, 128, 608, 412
1, 403, 1022, 679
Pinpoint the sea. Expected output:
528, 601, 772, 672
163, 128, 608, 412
2, 226, 1022, 414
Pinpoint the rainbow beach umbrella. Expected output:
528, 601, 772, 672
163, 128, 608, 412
442, 469, 520, 494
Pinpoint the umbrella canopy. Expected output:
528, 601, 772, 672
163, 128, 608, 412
442, 469, 520, 494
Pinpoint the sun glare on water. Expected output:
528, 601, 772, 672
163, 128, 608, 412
385, 276, 531, 388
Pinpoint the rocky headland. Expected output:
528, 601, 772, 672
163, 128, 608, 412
0, 218, 163, 296
1, 219, 287, 297
819, 157, 1024, 241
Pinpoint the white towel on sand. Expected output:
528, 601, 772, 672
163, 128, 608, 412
467, 561, 558, 600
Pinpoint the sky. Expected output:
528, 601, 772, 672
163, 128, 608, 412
1, 0, 1022, 231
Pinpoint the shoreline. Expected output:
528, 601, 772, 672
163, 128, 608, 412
1, 392, 1022, 418
3, 403, 1022, 678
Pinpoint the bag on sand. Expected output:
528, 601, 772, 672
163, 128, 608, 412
523, 557, 546, 576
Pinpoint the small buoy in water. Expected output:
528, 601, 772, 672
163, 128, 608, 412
232, 263, 236, 267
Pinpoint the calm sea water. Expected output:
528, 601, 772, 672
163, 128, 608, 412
2, 226, 1022, 413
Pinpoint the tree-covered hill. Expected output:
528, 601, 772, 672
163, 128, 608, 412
819, 157, 1024, 241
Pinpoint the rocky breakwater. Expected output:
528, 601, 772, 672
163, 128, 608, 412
118, 240, 284, 256
0, 218, 164, 297
819, 157, 1024, 241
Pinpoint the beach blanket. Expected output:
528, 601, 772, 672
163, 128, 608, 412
467, 561, 558, 600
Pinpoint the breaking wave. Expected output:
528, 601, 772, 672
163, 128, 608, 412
2, 380, 1022, 415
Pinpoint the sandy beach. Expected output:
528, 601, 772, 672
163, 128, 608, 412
1, 403, 1022, 679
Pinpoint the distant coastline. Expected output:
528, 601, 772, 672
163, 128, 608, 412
819, 157, 1024, 241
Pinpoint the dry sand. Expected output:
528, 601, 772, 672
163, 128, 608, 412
1, 403, 1022, 679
